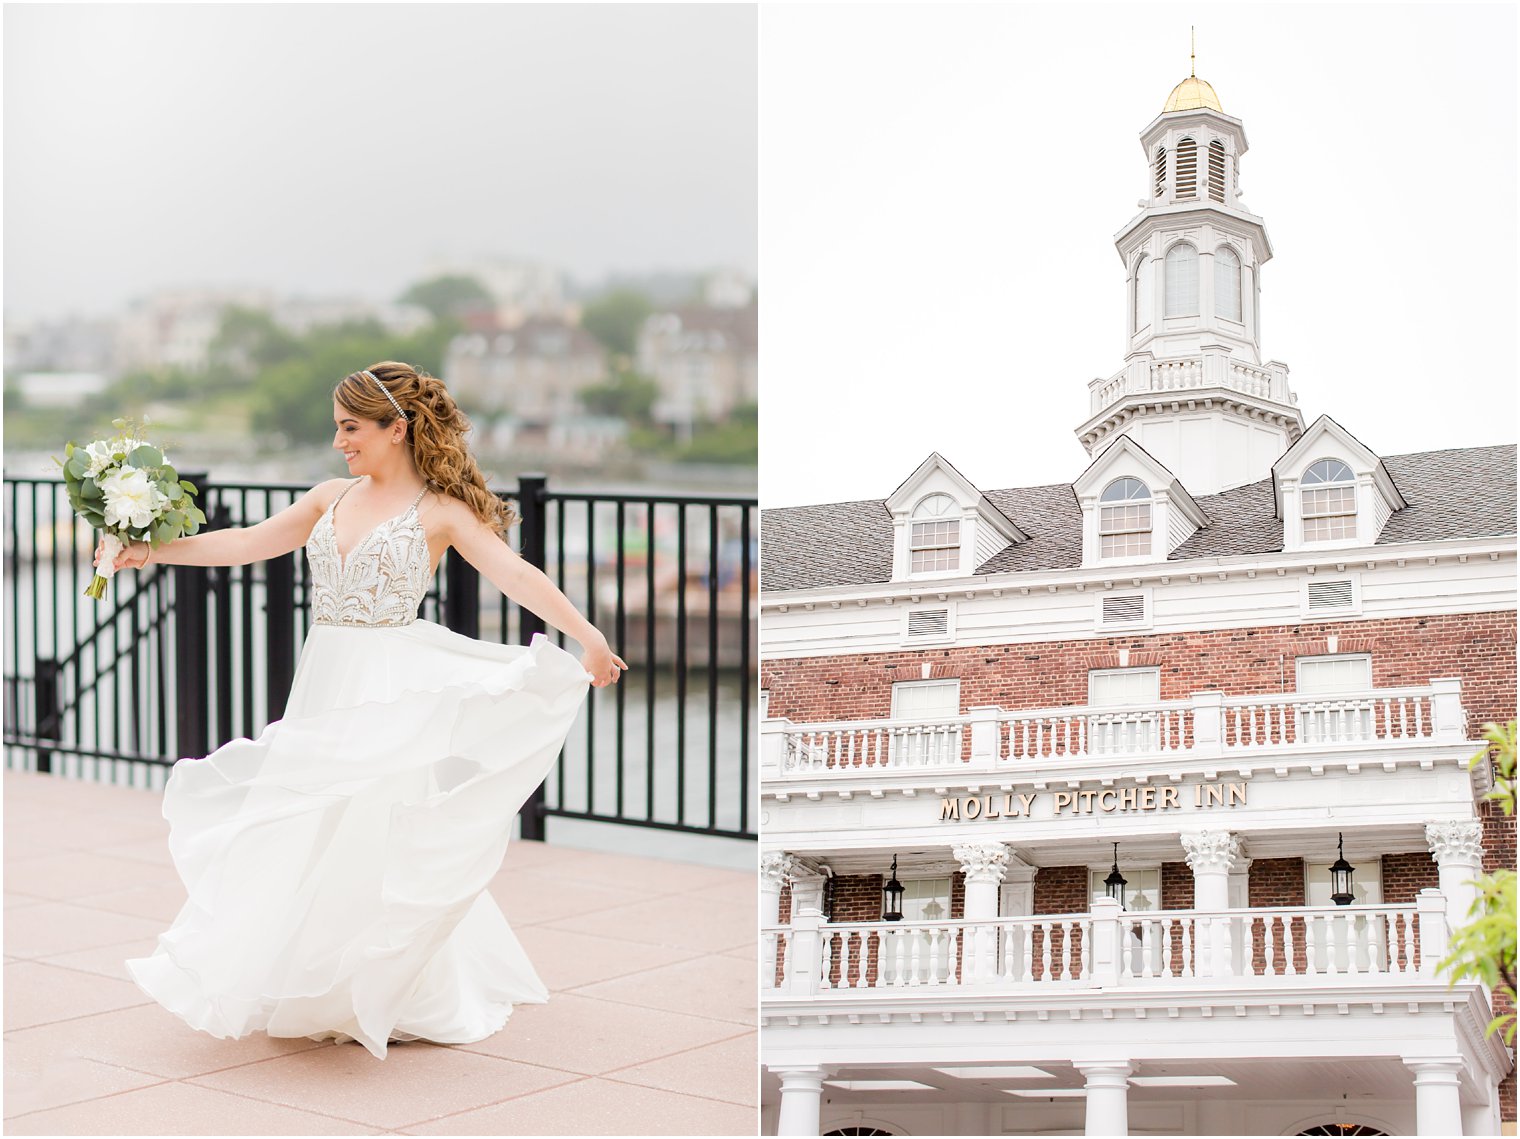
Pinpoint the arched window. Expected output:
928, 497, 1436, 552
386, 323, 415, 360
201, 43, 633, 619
911, 493, 960, 572
1208, 140, 1226, 202
1099, 478, 1152, 557
1133, 255, 1152, 332
1164, 244, 1199, 317
1298, 1127, 1386, 1136
1214, 246, 1242, 321
1301, 459, 1357, 541
1175, 136, 1197, 199
1153, 146, 1167, 198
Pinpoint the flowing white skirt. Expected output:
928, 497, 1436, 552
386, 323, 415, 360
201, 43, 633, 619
125, 624, 590, 1059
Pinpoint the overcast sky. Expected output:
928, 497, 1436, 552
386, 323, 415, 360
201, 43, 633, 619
3, 4, 757, 319
759, 3, 1518, 507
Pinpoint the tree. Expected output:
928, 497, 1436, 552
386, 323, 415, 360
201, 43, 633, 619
1440, 720, 1516, 1043
210, 306, 302, 376
398, 276, 494, 322
579, 370, 660, 423
580, 289, 653, 358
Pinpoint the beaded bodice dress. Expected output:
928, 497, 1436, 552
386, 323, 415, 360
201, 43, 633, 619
306, 480, 431, 628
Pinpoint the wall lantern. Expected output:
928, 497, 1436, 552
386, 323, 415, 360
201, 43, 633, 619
882, 855, 905, 922
1104, 842, 1128, 910
1329, 833, 1356, 906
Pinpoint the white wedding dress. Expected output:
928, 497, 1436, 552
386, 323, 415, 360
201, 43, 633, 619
126, 479, 590, 1058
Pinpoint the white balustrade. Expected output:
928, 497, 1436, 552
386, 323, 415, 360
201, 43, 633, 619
1220, 688, 1434, 750
1088, 353, 1294, 414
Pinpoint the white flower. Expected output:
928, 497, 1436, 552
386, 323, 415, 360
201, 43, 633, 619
100, 465, 160, 531
83, 440, 116, 479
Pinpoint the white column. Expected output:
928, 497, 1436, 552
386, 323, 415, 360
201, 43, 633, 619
1405, 1057, 1464, 1137
761, 852, 798, 925
954, 841, 1010, 983
1181, 830, 1243, 978
1426, 820, 1484, 926
774, 1066, 828, 1136
1076, 1061, 1133, 1137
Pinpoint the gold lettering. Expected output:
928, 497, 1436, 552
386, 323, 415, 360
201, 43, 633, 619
1120, 786, 1138, 811
1018, 792, 1037, 816
1053, 791, 1074, 815
1194, 783, 1204, 807
1003, 792, 1018, 817
1162, 786, 1180, 809
984, 794, 1000, 819
1140, 786, 1157, 811
1227, 782, 1247, 807
964, 795, 981, 819
1078, 790, 1097, 814
1099, 789, 1118, 812
1203, 783, 1225, 807
940, 797, 960, 821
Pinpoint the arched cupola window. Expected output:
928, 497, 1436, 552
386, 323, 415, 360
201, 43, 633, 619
1133, 255, 1152, 332
1175, 136, 1198, 200
1153, 147, 1167, 198
1301, 459, 1357, 541
910, 493, 960, 573
1099, 478, 1152, 557
1164, 244, 1199, 317
1214, 245, 1242, 321
1208, 140, 1226, 202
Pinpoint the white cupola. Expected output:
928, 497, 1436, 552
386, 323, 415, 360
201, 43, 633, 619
1076, 70, 1306, 497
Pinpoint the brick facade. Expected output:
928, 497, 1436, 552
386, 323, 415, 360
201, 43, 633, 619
1248, 858, 1306, 908
1380, 851, 1440, 904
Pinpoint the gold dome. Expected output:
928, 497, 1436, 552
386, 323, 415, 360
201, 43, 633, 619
1163, 75, 1223, 113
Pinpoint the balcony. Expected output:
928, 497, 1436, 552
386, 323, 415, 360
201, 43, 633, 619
764, 893, 1448, 1000
763, 681, 1469, 784
1086, 351, 1295, 417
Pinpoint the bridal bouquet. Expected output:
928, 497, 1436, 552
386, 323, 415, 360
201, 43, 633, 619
58, 420, 207, 599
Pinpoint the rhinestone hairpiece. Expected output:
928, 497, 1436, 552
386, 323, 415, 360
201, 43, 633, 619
360, 370, 407, 421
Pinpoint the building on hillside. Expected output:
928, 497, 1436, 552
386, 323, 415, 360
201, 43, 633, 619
113, 286, 276, 375
442, 314, 608, 425
638, 302, 759, 434
758, 71, 1516, 1138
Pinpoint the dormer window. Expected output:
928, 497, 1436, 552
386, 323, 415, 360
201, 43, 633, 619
910, 494, 960, 573
1164, 244, 1198, 317
1301, 459, 1356, 541
1099, 478, 1152, 557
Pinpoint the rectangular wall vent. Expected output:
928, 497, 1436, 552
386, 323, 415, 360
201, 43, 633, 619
907, 609, 950, 638
1101, 595, 1147, 625
1306, 579, 1355, 611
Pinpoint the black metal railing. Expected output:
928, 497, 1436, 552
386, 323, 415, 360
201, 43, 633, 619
3, 473, 756, 840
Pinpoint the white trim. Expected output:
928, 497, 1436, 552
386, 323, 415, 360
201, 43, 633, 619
900, 602, 956, 646
1299, 573, 1362, 619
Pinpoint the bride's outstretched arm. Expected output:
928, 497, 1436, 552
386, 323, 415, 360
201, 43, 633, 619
445, 504, 627, 687
96, 480, 344, 570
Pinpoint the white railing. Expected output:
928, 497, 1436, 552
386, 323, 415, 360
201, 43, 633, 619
1087, 353, 1295, 415
764, 893, 1447, 997
765, 681, 1464, 779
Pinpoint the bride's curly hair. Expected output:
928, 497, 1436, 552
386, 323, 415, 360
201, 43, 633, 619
333, 361, 517, 534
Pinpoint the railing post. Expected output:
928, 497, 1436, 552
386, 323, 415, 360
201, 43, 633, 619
443, 552, 481, 638
173, 473, 211, 762
1416, 888, 1449, 978
969, 706, 1002, 768
1091, 896, 1123, 987
761, 716, 793, 779
787, 906, 823, 996
514, 473, 549, 842
1192, 690, 1224, 757
1428, 678, 1465, 741
264, 551, 296, 722
33, 657, 60, 774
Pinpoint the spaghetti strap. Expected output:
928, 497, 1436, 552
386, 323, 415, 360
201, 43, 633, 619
330, 477, 362, 515
409, 484, 429, 511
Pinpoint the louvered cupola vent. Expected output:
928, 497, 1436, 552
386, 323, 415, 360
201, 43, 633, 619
1175, 137, 1197, 200
907, 609, 950, 638
1306, 579, 1355, 612
1154, 147, 1167, 198
1208, 140, 1226, 202
1101, 594, 1147, 626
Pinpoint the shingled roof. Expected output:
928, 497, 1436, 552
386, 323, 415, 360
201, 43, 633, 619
761, 444, 1516, 593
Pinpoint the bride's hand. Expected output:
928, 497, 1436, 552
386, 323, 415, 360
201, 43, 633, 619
93, 538, 149, 571
581, 642, 629, 688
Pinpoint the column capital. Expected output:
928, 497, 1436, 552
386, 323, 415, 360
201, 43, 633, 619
953, 841, 1011, 884
1425, 820, 1484, 866
1074, 1060, 1134, 1084
771, 1064, 831, 1084
761, 851, 802, 887
1180, 829, 1243, 874
1404, 1056, 1465, 1080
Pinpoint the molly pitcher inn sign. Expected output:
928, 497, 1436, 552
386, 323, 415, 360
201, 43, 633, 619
939, 780, 1248, 823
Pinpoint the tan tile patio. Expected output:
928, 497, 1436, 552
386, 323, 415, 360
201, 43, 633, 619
3, 770, 758, 1136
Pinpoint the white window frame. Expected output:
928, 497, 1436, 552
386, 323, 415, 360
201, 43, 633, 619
1295, 654, 1374, 744
1300, 459, 1358, 543
909, 494, 961, 575
890, 679, 961, 766
1214, 245, 1242, 322
1164, 243, 1199, 317
1098, 478, 1153, 559
1087, 667, 1162, 754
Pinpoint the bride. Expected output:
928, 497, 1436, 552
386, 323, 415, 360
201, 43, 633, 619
97, 361, 626, 1059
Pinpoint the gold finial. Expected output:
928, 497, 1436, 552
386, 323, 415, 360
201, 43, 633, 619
1190, 26, 1196, 78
